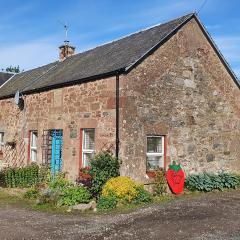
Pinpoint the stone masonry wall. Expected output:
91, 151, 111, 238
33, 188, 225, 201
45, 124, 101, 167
120, 18, 240, 183
0, 18, 239, 184
0, 77, 117, 180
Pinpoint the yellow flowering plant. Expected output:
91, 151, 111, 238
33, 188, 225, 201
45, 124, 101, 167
102, 176, 142, 203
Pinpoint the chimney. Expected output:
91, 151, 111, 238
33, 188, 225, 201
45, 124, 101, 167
59, 40, 76, 61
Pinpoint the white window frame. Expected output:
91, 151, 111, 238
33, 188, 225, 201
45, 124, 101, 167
82, 129, 95, 167
30, 131, 38, 162
0, 132, 4, 151
146, 135, 165, 170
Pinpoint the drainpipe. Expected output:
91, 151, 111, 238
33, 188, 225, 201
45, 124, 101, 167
115, 74, 120, 159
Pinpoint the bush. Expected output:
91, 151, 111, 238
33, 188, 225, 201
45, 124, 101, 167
231, 174, 240, 187
37, 174, 92, 206
185, 172, 238, 192
89, 152, 120, 197
49, 173, 72, 190
58, 186, 91, 206
38, 188, 61, 205
3, 164, 45, 188
102, 176, 138, 203
132, 186, 152, 204
153, 169, 167, 195
102, 176, 152, 207
24, 187, 40, 199
97, 195, 117, 210
0, 171, 5, 187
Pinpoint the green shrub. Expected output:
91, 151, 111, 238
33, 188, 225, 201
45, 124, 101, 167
0, 171, 5, 187
49, 173, 72, 190
3, 164, 45, 188
132, 186, 152, 204
38, 188, 61, 205
58, 186, 92, 206
38, 174, 92, 207
24, 187, 40, 199
231, 174, 240, 187
153, 169, 167, 195
185, 172, 238, 192
89, 152, 120, 197
97, 195, 117, 210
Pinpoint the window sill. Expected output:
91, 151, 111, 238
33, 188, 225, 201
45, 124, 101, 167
146, 171, 157, 178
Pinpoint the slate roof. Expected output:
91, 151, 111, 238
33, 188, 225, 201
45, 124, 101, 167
0, 72, 14, 86
0, 12, 238, 99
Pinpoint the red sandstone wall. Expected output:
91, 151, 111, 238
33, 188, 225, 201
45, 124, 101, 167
0, 77, 117, 180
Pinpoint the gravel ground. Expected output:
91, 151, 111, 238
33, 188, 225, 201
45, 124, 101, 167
0, 190, 240, 240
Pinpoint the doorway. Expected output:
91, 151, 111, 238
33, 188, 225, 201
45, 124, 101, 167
42, 129, 63, 175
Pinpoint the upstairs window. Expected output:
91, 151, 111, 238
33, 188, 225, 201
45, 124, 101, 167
146, 136, 165, 170
0, 132, 4, 151
30, 131, 38, 161
82, 129, 95, 167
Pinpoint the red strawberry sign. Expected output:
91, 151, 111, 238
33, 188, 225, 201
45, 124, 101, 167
166, 162, 185, 194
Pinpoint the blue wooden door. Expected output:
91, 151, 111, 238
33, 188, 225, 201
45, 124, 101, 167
51, 130, 63, 175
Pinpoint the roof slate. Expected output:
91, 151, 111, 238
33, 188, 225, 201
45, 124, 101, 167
0, 72, 14, 86
0, 12, 238, 99
0, 13, 194, 98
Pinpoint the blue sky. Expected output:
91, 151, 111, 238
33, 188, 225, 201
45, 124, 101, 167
0, 0, 239, 78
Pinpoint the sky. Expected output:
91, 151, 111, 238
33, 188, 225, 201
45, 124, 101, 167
0, 0, 239, 78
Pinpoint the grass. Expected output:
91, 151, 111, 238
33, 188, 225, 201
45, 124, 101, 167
0, 187, 176, 216
95, 194, 176, 215
0, 188, 67, 213
1, 187, 239, 216
0, 188, 32, 208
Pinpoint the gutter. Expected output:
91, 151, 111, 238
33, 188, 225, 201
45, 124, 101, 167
0, 69, 126, 100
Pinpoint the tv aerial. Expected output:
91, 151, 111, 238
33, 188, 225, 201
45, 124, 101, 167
58, 20, 69, 44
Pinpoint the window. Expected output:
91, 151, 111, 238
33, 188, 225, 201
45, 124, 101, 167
82, 129, 95, 167
146, 136, 165, 170
0, 132, 4, 151
30, 131, 38, 161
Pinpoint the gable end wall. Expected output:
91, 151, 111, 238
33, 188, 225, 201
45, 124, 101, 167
120, 18, 240, 183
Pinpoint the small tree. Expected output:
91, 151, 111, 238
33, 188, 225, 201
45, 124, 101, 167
5, 65, 21, 73
89, 152, 120, 197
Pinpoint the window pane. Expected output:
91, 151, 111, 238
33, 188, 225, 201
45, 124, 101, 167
0, 133, 4, 151
83, 152, 94, 167
31, 150, 37, 161
83, 129, 95, 150
147, 137, 162, 153
31, 132, 38, 148
30, 131, 38, 161
147, 155, 164, 170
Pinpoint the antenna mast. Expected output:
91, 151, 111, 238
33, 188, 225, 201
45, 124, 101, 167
64, 22, 68, 44
59, 21, 69, 44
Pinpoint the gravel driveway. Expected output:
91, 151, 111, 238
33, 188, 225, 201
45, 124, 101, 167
0, 190, 240, 240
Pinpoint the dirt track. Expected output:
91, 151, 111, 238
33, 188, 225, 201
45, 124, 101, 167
0, 190, 240, 240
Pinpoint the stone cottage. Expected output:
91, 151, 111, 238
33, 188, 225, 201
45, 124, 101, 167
0, 13, 239, 183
